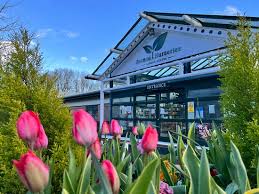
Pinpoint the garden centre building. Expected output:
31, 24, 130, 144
64, 12, 259, 143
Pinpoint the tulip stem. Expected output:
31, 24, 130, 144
143, 153, 148, 166
104, 134, 107, 159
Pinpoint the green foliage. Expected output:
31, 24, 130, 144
219, 18, 259, 168
0, 28, 81, 193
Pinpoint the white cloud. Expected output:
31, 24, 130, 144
36, 29, 79, 39
80, 56, 88, 63
224, 6, 241, 15
69, 56, 78, 62
62, 30, 80, 38
36, 28, 53, 38
66, 31, 80, 38
214, 5, 242, 16
69, 56, 88, 64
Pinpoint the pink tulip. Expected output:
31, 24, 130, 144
102, 160, 120, 194
132, 126, 138, 136
16, 111, 41, 148
13, 150, 49, 192
34, 125, 48, 150
88, 139, 102, 160
101, 121, 110, 135
110, 119, 122, 137
140, 125, 158, 154
72, 109, 98, 147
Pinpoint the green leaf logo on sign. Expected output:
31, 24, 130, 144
143, 32, 168, 54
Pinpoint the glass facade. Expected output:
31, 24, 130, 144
111, 78, 222, 142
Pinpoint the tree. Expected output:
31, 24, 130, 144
51, 68, 100, 96
219, 19, 259, 169
0, 28, 82, 193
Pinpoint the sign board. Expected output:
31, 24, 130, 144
146, 82, 167, 90
111, 29, 225, 77
188, 101, 195, 119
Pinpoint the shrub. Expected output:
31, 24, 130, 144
0, 28, 82, 193
219, 18, 259, 168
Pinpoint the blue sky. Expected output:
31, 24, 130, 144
5, 0, 259, 73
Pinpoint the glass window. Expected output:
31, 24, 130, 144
160, 93, 168, 101
160, 122, 186, 139
118, 120, 134, 135
169, 92, 181, 100
86, 105, 99, 120
136, 104, 156, 119
136, 120, 157, 128
188, 88, 221, 98
147, 94, 156, 102
160, 102, 185, 119
136, 95, 146, 102
113, 97, 132, 104
112, 105, 133, 119
187, 100, 221, 120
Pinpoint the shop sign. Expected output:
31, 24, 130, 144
146, 82, 167, 90
111, 29, 225, 77
188, 101, 195, 119
136, 32, 182, 65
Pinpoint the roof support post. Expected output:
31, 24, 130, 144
126, 76, 130, 85
178, 62, 184, 75
110, 48, 123, 54
140, 12, 158, 22
99, 81, 104, 129
182, 15, 202, 27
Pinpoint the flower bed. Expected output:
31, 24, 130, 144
12, 109, 259, 194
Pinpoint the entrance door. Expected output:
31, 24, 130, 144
135, 89, 186, 142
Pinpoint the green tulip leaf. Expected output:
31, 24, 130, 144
183, 146, 200, 194
198, 148, 210, 194
117, 154, 131, 172
125, 158, 160, 194
187, 122, 195, 148
225, 182, 239, 194
126, 163, 133, 186
76, 155, 92, 194
63, 169, 75, 194
177, 126, 186, 169
229, 141, 251, 193
161, 159, 174, 186
61, 189, 69, 194
171, 185, 186, 194
168, 132, 176, 164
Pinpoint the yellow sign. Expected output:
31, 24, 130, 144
188, 102, 194, 113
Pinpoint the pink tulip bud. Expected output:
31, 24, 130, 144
110, 119, 122, 137
13, 150, 49, 192
88, 139, 102, 160
102, 160, 120, 194
141, 125, 158, 154
34, 125, 48, 150
16, 111, 41, 148
101, 121, 110, 135
132, 126, 138, 136
72, 109, 98, 147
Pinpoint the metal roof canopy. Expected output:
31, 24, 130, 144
91, 11, 259, 79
